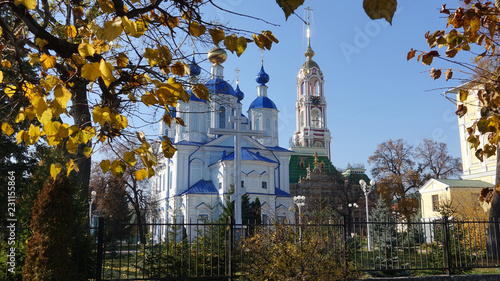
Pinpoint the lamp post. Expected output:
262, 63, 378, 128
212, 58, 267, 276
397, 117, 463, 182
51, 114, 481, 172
89, 190, 97, 227
293, 195, 306, 241
347, 202, 359, 238
359, 179, 375, 251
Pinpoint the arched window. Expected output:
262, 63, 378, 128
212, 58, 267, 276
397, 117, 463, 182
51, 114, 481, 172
299, 111, 304, 127
300, 82, 304, 95
190, 159, 203, 185
311, 109, 321, 128
265, 118, 271, 136
315, 81, 320, 96
219, 106, 226, 129
181, 113, 187, 131
255, 117, 260, 130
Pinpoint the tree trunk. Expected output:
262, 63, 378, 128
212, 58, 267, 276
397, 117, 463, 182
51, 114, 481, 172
487, 145, 500, 258
69, 78, 91, 201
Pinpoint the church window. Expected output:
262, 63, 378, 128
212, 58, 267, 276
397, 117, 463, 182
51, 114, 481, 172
181, 113, 187, 132
314, 141, 323, 148
219, 182, 222, 190
241, 180, 245, 188
255, 117, 260, 130
300, 82, 304, 95
262, 181, 268, 189
299, 159, 305, 169
315, 81, 320, 96
265, 118, 271, 136
190, 159, 203, 185
197, 214, 209, 223
432, 195, 439, 212
277, 216, 286, 224
192, 113, 198, 132
162, 174, 166, 191
299, 111, 304, 127
320, 161, 325, 169
169, 170, 173, 190
262, 214, 268, 225
164, 128, 168, 136
219, 106, 226, 128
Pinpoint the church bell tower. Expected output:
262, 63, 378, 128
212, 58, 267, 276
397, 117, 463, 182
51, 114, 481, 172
291, 8, 332, 160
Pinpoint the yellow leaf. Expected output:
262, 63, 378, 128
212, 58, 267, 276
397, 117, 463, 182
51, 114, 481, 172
81, 62, 101, 81
31, 95, 47, 116
188, 21, 206, 37
116, 53, 128, 68
111, 159, 127, 177
0, 70, 3, 83
93, 39, 109, 54
28, 124, 40, 144
78, 43, 95, 58
41, 75, 59, 92
54, 85, 72, 109
236, 36, 247, 57
66, 159, 78, 176
65, 25, 77, 38
123, 151, 137, 166
171, 61, 186, 76
0, 26, 2, 37
224, 34, 238, 54
162, 137, 177, 158
122, 16, 139, 37
141, 92, 158, 106
40, 54, 57, 71
5, 85, 16, 98
1, 60, 10, 68
144, 48, 159, 67
209, 28, 225, 46
50, 163, 62, 180
14, 110, 25, 123
192, 84, 210, 101
158, 45, 172, 65
16, 130, 25, 144
134, 169, 148, 181
102, 17, 124, 41
99, 59, 115, 85
68, 125, 80, 136
83, 147, 92, 158
35, 38, 49, 49
66, 138, 78, 154
113, 114, 128, 129
2, 123, 14, 136
39, 109, 52, 125
97, 0, 115, 13
14, 0, 36, 10
100, 159, 111, 174
28, 53, 39, 66
167, 77, 189, 102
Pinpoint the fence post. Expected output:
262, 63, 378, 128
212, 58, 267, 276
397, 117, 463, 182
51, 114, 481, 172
96, 217, 104, 281
228, 216, 233, 281
442, 216, 451, 275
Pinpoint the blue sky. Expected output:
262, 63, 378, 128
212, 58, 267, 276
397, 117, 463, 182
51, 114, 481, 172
144, 0, 468, 175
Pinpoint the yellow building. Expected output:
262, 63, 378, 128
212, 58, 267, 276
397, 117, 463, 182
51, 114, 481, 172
419, 85, 495, 222
454, 84, 496, 184
419, 179, 492, 221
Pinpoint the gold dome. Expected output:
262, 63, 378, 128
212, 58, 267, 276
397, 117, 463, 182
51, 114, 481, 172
207, 46, 227, 64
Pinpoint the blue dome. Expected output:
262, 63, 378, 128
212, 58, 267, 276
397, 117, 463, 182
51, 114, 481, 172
255, 66, 269, 85
187, 90, 208, 103
189, 57, 201, 77
235, 84, 245, 102
205, 78, 236, 97
249, 96, 277, 110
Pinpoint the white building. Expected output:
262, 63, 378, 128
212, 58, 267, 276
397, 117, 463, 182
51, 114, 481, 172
151, 46, 294, 230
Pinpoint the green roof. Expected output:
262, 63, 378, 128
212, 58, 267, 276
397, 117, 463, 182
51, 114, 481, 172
289, 154, 338, 184
435, 179, 494, 188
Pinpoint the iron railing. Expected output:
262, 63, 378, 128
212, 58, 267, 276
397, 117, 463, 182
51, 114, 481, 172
3, 217, 500, 280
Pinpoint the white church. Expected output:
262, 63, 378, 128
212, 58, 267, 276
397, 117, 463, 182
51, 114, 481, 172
151, 45, 294, 225
151, 16, 333, 227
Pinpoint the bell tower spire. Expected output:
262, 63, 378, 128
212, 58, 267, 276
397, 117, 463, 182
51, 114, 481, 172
291, 7, 332, 160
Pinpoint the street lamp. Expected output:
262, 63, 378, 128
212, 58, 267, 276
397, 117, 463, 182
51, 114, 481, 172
359, 179, 375, 251
293, 195, 306, 241
347, 203, 359, 238
89, 190, 97, 227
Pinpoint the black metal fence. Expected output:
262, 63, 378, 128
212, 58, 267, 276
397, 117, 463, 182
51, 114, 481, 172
3, 217, 500, 280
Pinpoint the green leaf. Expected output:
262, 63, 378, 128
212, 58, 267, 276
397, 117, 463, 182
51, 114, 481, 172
363, 0, 397, 25
276, 0, 305, 20
123, 151, 137, 166
111, 160, 127, 178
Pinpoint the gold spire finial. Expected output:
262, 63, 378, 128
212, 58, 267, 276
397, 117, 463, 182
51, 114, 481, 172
304, 7, 315, 59
235, 67, 240, 84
